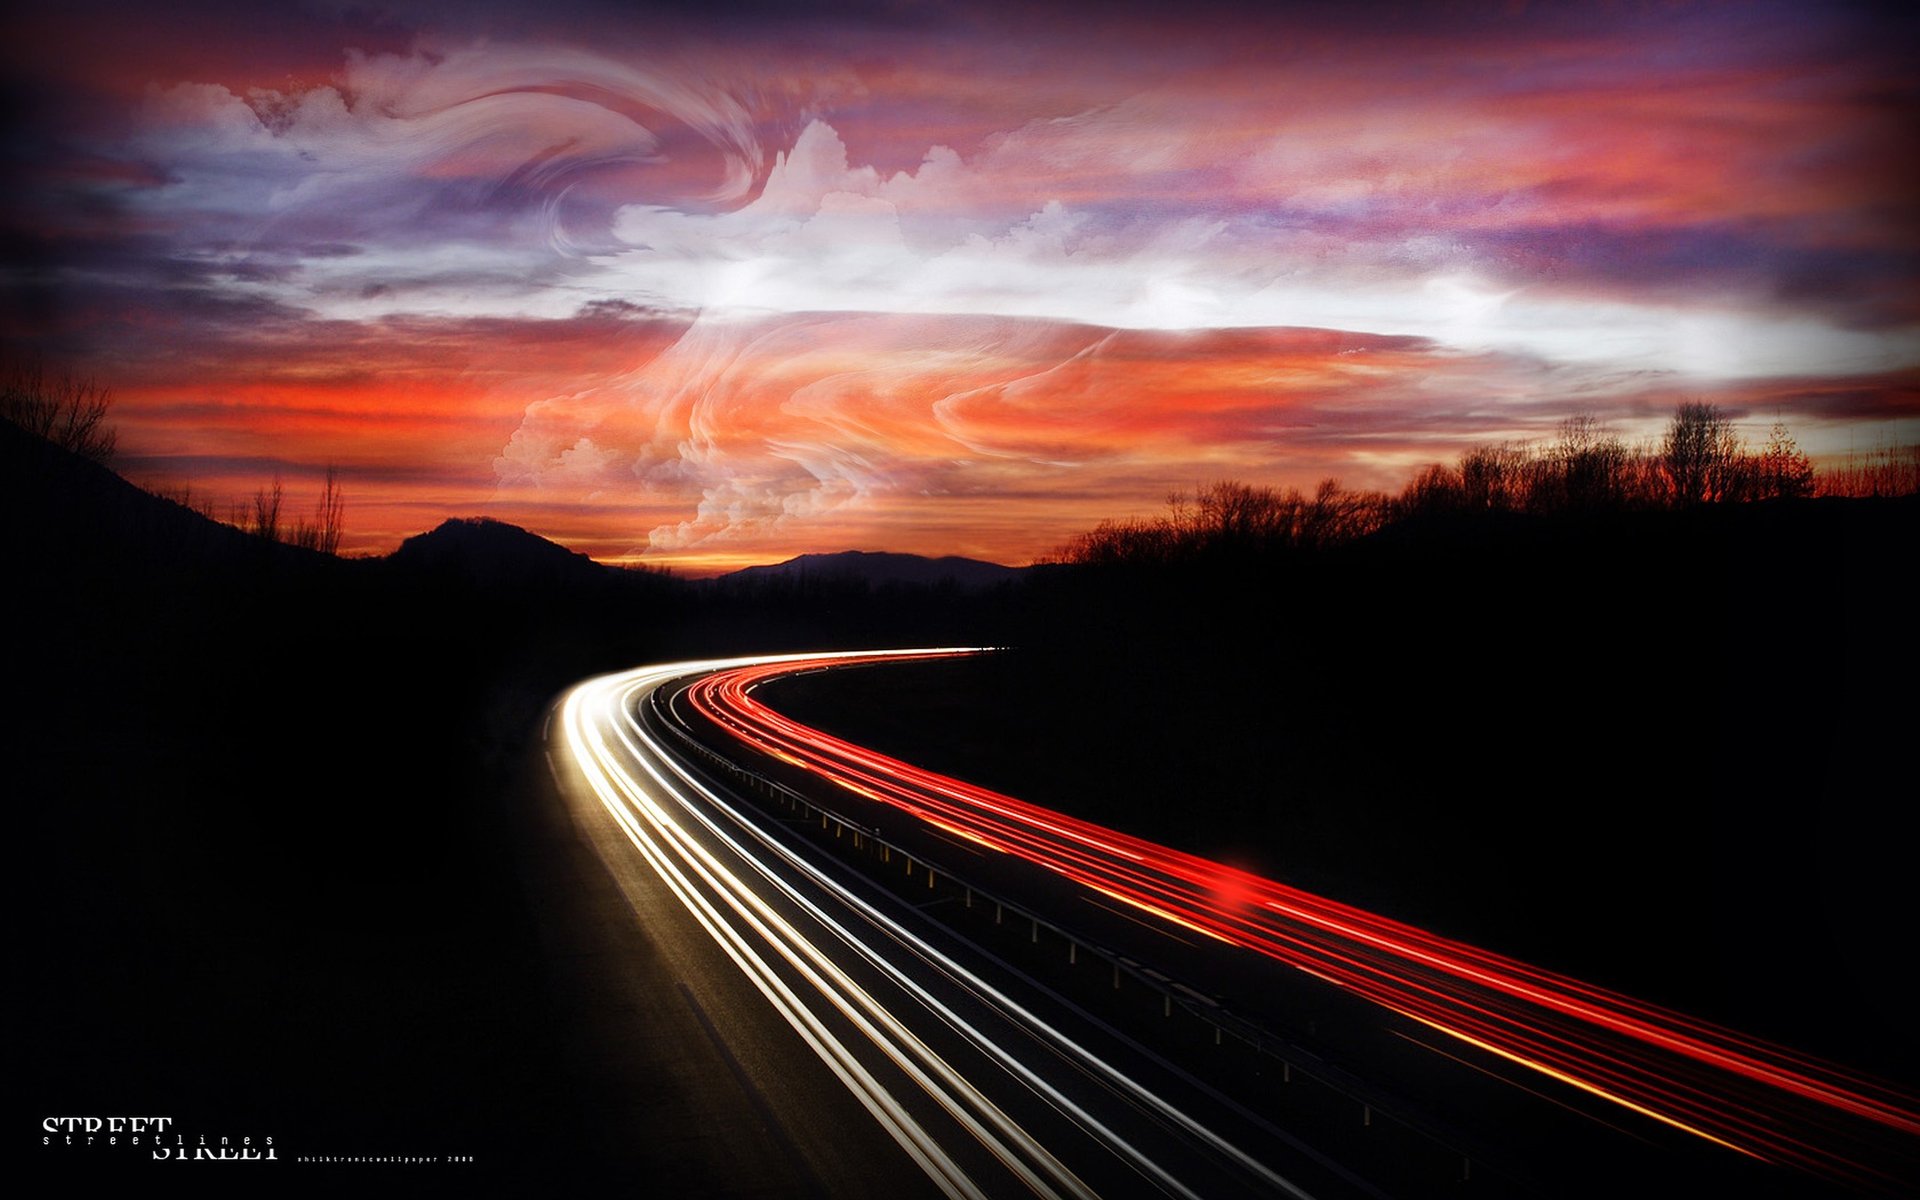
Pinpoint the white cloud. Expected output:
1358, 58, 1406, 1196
128, 55, 1920, 378
125, 42, 765, 318
593, 119, 1920, 380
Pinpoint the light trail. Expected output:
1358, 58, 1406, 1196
687, 649, 1920, 1193
555, 653, 1337, 1200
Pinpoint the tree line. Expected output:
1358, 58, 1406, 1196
1056, 403, 1912, 567
1402, 403, 1816, 515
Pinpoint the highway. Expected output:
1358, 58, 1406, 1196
554, 648, 1920, 1198
554, 652, 1390, 1200
679, 649, 1920, 1197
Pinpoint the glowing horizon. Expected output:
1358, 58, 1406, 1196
5, 1, 1916, 570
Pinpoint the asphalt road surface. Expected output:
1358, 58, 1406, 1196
551, 649, 1920, 1199
554, 652, 1402, 1199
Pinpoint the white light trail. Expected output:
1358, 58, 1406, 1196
563, 654, 1087, 1200
553, 651, 1327, 1200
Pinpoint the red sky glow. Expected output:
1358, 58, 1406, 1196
4, 0, 1915, 571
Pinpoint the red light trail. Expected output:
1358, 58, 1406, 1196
685, 651, 1920, 1193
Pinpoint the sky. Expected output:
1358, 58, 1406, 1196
3, 0, 1916, 571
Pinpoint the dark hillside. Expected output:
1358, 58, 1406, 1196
7, 419, 646, 1183
8, 416, 1028, 1186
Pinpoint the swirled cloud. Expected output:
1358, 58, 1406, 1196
6, 0, 1916, 567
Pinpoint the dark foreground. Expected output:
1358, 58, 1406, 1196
763, 500, 1920, 1113
13, 417, 1915, 1196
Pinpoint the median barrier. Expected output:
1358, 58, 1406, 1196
640, 673, 1503, 1191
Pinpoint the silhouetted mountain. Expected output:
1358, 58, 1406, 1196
389, 516, 613, 588
719, 549, 1022, 590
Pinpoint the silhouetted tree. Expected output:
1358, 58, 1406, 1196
1457, 443, 1528, 511
1397, 463, 1464, 517
1815, 440, 1920, 498
1303, 477, 1388, 545
1535, 414, 1633, 512
1751, 421, 1815, 500
1663, 402, 1741, 504
316, 466, 345, 554
250, 477, 284, 543
1054, 516, 1171, 567
289, 466, 346, 554
1, 357, 116, 464
1193, 480, 1277, 547
1057, 478, 1388, 564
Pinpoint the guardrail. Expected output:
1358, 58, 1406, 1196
644, 674, 1518, 1193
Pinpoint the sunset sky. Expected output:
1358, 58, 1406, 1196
4, 0, 1915, 571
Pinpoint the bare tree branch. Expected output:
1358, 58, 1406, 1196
1, 356, 117, 464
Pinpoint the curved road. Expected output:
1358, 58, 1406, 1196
553, 649, 1920, 1198
554, 652, 1383, 1200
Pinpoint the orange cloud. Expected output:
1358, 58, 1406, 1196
9, 2, 1915, 572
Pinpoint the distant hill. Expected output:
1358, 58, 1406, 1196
0, 420, 639, 599
717, 550, 1024, 591
388, 517, 613, 588
2, 414, 326, 577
